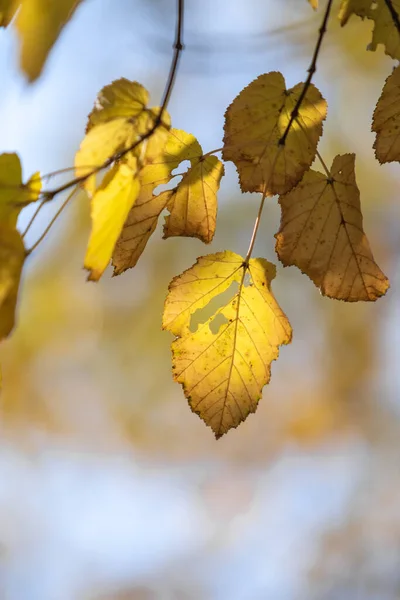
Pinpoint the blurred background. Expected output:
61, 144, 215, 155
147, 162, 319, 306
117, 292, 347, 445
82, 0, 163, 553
0, 0, 400, 598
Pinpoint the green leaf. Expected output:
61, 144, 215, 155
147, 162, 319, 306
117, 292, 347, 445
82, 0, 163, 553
0, 153, 41, 227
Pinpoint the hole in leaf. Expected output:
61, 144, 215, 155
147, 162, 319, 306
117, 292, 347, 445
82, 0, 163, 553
190, 281, 239, 333
243, 271, 252, 287
153, 160, 191, 196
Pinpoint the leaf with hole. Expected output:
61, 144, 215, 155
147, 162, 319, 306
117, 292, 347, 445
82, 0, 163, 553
339, 0, 400, 60
163, 251, 292, 438
275, 153, 389, 301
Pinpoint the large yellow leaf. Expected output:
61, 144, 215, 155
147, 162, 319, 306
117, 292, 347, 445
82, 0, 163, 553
113, 130, 223, 274
223, 72, 327, 195
372, 64, 400, 163
85, 162, 140, 281
275, 154, 389, 301
339, 0, 400, 59
0, 0, 17, 26
0, 153, 41, 227
0, 226, 25, 340
163, 155, 224, 243
15, 0, 82, 81
163, 251, 292, 438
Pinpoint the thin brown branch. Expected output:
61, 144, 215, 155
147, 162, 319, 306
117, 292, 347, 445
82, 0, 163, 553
41, 0, 185, 203
383, 0, 400, 35
279, 0, 333, 146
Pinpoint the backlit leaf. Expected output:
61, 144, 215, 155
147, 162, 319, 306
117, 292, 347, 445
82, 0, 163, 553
0, 153, 41, 227
163, 251, 292, 438
113, 130, 223, 274
275, 154, 389, 301
15, 0, 82, 81
163, 155, 224, 243
372, 64, 400, 163
223, 72, 327, 195
339, 0, 400, 59
0, 226, 25, 340
75, 79, 171, 193
85, 162, 140, 281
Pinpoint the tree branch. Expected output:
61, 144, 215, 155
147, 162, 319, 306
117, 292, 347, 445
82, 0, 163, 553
41, 0, 185, 203
279, 0, 333, 146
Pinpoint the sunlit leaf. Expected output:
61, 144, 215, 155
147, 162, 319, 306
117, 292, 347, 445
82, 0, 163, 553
113, 130, 223, 274
163, 251, 292, 438
0, 226, 25, 340
308, 0, 318, 9
85, 162, 140, 281
223, 71, 327, 195
339, 0, 400, 59
163, 155, 224, 243
0, 153, 41, 227
372, 64, 400, 163
15, 0, 82, 81
0, 0, 17, 26
75, 79, 171, 193
275, 154, 389, 301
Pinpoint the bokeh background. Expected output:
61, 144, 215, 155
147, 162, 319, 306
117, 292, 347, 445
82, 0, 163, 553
0, 0, 400, 598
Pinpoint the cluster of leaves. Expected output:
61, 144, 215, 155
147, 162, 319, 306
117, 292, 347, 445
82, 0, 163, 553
0, 0, 398, 437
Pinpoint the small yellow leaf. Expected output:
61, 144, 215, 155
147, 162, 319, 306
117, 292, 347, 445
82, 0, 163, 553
163, 251, 292, 438
372, 64, 400, 163
163, 156, 224, 243
0, 225, 25, 340
0, 0, 17, 26
0, 153, 41, 227
75, 79, 171, 193
87, 79, 149, 130
223, 72, 327, 195
339, 0, 400, 59
113, 129, 220, 274
15, 0, 82, 81
85, 162, 140, 281
308, 0, 318, 9
275, 154, 389, 301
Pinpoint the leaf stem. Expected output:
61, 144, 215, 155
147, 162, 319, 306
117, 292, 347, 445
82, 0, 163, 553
39, 0, 185, 204
279, 0, 333, 145
25, 186, 77, 255
244, 187, 268, 264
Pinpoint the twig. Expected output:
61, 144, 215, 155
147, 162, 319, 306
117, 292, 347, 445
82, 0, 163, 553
244, 186, 268, 264
26, 187, 77, 255
383, 0, 400, 35
21, 201, 45, 238
41, 0, 185, 203
279, 0, 333, 146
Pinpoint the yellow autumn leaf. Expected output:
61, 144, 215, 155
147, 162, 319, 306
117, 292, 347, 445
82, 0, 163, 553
223, 72, 327, 195
0, 0, 17, 26
85, 162, 140, 281
0, 153, 41, 227
339, 0, 400, 59
308, 0, 318, 9
86, 79, 149, 131
372, 64, 400, 163
113, 129, 224, 274
0, 225, 25, 340
15, 0, 82, 81
75, 79, 171, 193
275, 154, 389, 301
163, 155, 224, 243
163, 251, 292, 438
